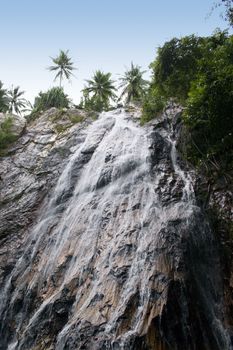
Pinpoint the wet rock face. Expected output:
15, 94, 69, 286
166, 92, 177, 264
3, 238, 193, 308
197, 175, 233, 340
0, 108, 232, 350
0, 108, 92, 281
176, 112, 233, 337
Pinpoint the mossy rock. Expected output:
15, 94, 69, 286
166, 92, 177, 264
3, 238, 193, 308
54, 124, 71, 134
68, 114, 84, 124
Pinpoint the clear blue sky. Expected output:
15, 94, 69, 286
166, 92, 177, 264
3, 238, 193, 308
0, 0, 231, 104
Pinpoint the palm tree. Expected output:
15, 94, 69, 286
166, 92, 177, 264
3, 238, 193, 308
21, 100, 33, 115
119, 63, 148, 104
7, 86, 27, 115
83, 70, 117, 111
0, 81, 9, 113
48, 50, 76, 87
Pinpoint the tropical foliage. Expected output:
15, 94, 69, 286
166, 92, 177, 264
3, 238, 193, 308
0, 82, 28, 115
7, 86, 27, 115
215, 0, 233, 26
32, 87, 70, 116
0, 117, 17, 151
150, 35, 204, 102
0, 81, 9, 113
185, 33, 233, 166
119, 63, 148, 104
143, 30, 233, 168
48, 50, 76, 87
141, 86, 166, 125
82, 70, 116, 112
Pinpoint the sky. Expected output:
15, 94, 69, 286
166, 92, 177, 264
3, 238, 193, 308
0, 0, 231, 104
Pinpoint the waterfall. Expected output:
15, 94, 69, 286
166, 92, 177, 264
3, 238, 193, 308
0, 109, 231, 350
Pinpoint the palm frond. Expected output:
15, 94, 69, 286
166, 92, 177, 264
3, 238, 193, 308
119, 63, 148, 104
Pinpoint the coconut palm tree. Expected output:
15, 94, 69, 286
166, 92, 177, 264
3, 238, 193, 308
119, 63, 148, 104
0, 81, 9, 113
48, 50, 76, 87
21, 100, 33, 115
83, 70, 117, 111
7, 86, 27, 115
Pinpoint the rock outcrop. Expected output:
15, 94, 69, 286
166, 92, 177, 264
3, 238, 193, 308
0, 108, 232, 350
0, 112, 26, 137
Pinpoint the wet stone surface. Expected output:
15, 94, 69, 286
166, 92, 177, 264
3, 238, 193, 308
0, 108, 232, 350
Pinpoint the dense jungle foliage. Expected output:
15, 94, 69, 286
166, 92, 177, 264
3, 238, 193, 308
142, 30, 233, 170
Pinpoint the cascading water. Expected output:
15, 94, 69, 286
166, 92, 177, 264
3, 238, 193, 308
0, 108, 232, 350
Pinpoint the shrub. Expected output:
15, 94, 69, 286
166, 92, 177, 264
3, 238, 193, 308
31, 87, 70, 118
141, 87, 166, 124
0, 117, 17, 151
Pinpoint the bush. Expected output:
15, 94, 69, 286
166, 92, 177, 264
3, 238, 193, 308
84, 95, 105, 112
81, 94, 114, 112
141, 87, 166, 124
0, 117, 17, 151
31, 87, 70, 118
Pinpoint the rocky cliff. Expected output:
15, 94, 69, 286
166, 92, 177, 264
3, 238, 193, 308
0, 107, 232, 350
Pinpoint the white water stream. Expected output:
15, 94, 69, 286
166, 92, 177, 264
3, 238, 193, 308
0, 109, 231, 350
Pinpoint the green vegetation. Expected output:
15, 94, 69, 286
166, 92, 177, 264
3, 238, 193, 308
0, 81, 9, 113
141, 86, 166, 125
141, 35, 208, 124
1, 27, 232, 170
7, 86, 27, 115
54, 114, 84, 134
184, 33, 233, 167
47, 108, 85, 134
69, 114, 84, 124
31, 87, 70, 117
150, 34, 204, 102
48, 50, 76, 87
142, 30, 233, 169
54, 124, 70, 134
82, 70, 116, 112
49, 108, 69, 121
119, 63, 148, 104
0, 117, 17, 151
0, 82, 28, 115
215, 0, 233, 26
